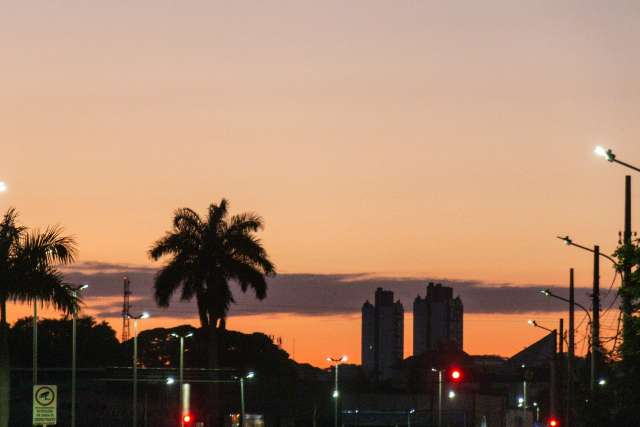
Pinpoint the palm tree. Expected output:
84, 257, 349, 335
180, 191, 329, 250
149, 199, 275, 369
0, 208, 78, 427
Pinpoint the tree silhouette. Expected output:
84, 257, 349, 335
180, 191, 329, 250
0, 208, 77, 427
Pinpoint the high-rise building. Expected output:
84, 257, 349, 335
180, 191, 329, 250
361, 288, 404, 380
413, 282, 463, 355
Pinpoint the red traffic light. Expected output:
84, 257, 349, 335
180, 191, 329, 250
449, 368, 463, 382
183, 414, 192, 424
548, 417, 559, 427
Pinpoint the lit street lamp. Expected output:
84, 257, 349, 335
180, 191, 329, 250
0, 181, 6, 192
540, 289, 591, 321
557, 235, 618, 392
327, 355, 347, 427
407, 408, 415, 427
170, 331, 194, 427
65, 283, 88, 427
233, 371, 255, 427
128, 311, 149, 427
527, 319, 555, 334
594, 146, 640, 173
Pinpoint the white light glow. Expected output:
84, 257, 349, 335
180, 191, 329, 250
0, 182, 6, 192
594, 146, 608, 158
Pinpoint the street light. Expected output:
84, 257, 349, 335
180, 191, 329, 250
594, 146, 640, 173
407, 408, 415, 427
539, 289, 591, 321
128, 311, 149, 427
327, 355, 347, 427
65, 283, 88, 427
431, 368, 444, 427
0, 181, 6, 192
170, 331, 194, 427
528, 319, 555, 334
233, 371, 255, 427
557, 235, 618, 393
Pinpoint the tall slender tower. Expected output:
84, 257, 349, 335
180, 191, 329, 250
361, 288, 404, 380
122, 276, 131, 342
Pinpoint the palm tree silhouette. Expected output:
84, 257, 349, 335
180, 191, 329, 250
149, 199, 275, 369
0, 208, 78, 427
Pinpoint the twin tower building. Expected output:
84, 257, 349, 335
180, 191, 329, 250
361, 283, 463, 380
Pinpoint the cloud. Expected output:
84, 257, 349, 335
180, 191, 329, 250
65, 261, 611, 321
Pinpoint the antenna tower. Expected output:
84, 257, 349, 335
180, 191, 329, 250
122, 276, 131, 341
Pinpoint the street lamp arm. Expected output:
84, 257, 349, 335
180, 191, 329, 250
544, 291, 592, 321
613, 158, 640, 173
556, 236, 618, 266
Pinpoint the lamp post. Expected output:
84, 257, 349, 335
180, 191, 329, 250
128, 311, 149, 427
431, 368, 443, 427
557, 236, 618, 393
527, 320, 557, 418
170, 331, 194, 427
542, 270, 577, 427
327, 355, 347, 427
407, 408, 415, 427
65, 283, 88, 427
232, 371, 255, 427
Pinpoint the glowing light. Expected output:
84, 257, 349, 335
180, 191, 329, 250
448, 390, 456, 399
594, 146, 608, 158
0, 182, 6, 192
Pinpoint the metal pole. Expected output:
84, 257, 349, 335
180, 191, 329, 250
71, 291, 77, 427
438, 369, 443, 427
334, 363, 339, 427
550, 329, 556, 417
179, 336, 184, 427
407, 412, 411, 427
567, 269, 575, 427
523, 379, 527, 426
240, 377, 245, 427
591, 246, 600, 393
622, 176, 633, 359
33, 302, 37, 385
133, 319, 138, 427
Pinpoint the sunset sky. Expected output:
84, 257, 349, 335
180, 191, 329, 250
2, 1, 639, 367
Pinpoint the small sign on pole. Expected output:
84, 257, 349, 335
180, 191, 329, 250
33, 385, 57, 426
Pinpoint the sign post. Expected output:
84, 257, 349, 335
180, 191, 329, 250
33, 385, 57, 426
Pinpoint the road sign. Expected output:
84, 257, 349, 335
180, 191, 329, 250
33, 385, 57, 425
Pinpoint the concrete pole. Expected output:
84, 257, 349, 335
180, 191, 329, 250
71, 291, 77, 427
567, 269, 575, 427
240, 377, 245, 427
334, 364, 339, 427
591, 245, 600, 393
133, 319, 138, 427
33, 302, 37, 385
438, 370, 443, 427
179, 336, 184, 427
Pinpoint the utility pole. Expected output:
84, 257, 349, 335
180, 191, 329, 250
438, 369, 443, 427
558, 318, 564, 422
591, 245, 600, 393
567, 269, 575, 427
550, 329, 557, 418
622, 176, 633, 359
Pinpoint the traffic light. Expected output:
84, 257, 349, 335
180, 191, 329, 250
182, 413, 192, 424
448, 367, 463, 383
548, 417, 559, 427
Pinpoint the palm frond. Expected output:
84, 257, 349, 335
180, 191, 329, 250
21, 226, 77, 266
153, 258, 189, 307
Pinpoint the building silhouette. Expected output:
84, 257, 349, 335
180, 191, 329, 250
413, 282, 463, 355
362, 288, 404, 380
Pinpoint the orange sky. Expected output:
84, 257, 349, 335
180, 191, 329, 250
1, 1, 639, 367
